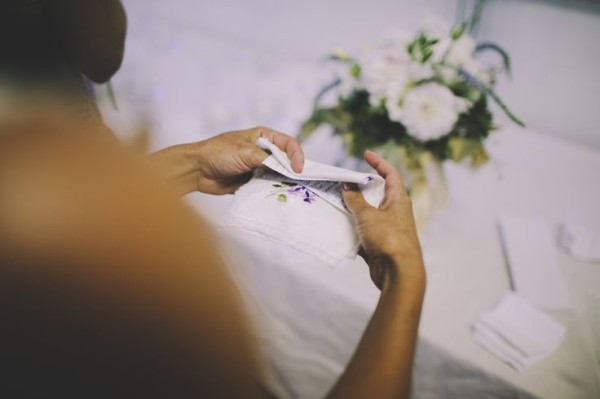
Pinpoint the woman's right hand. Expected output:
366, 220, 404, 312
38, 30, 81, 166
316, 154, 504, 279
330, 150, 425, 399
341, 150, 425, 291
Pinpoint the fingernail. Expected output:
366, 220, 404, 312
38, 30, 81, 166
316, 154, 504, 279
291, 154, 302, 172
292, 160, 302, 173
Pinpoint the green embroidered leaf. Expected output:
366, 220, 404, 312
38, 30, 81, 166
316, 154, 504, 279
272, 183, 282, 188
281, 182, 298, 187
277, 194, 287, 202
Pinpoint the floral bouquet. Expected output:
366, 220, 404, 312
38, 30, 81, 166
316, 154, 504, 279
299, 18, 522, 224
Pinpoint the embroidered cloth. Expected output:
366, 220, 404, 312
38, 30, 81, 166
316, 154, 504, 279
218, 138, 385, 266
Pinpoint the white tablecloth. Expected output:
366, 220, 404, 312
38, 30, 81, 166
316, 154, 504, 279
188, 127, 599, 399
99, 5, 600, 395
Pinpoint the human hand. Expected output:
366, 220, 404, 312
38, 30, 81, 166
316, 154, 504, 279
342, 150, 425, 291
151, 126, 304, 195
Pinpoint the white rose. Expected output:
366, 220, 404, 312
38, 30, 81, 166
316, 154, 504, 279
432, 35, 477, 83
389, 83, 464, 141
361, 48, 411, 107
446, 35, 476, 66
463, 58, 493, 86
408, 61, 435, 81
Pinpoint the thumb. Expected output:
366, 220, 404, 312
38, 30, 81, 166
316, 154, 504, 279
341, 183, 370, 215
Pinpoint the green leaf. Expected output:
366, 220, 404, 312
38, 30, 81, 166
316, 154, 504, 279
448, 137, 481, 162
328, 49, 352, 63
468, 0, 486, 34
449, 64, 524, 127
313, 78, 341, 108
422, 47, 434, 63
299, 105, 351, 142
272, 183, 282, 188
452, 22, 467, 40
475, 42, 512, 78
277, 194, 287, 202
471, 146, 490, 168
350, 63, 361, 78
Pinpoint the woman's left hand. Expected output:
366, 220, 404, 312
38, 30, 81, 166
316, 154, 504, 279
151, 126, 304, 195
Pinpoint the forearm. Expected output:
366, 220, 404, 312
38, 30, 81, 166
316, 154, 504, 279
327, 257, 426, 399
44, 0, 127, 82
150, 143, 201, 196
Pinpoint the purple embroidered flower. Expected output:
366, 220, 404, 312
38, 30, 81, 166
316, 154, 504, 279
268, 181, 316, 204
302, 189, 316, 203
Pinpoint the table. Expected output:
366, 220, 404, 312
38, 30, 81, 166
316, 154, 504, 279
99, 7, 600, 396
191, 126, 599, 399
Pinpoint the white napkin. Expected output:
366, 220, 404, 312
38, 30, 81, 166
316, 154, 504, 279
559, 209, 600, 263
218, 138, 385, 267
472, 292, 566, 372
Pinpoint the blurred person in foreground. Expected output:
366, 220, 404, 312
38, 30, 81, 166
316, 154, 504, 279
0, 0, 305, 193
0, 0, 127, 123
0, 112, 426, 398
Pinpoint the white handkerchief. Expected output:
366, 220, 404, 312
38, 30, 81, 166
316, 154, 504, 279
559, 209, 600, 263
257, 137, 384, 211
218, 138, 385, 267
472, 292, 566, 372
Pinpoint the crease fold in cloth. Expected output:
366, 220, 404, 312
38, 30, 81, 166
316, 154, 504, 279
218, 138, 385, 267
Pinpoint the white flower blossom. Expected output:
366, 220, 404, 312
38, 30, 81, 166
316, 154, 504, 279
446, 36, 477, 66
361, 48, 411, 107
432, 35, 477, 83
389, 83, 465, 141
408, 61, 435, 81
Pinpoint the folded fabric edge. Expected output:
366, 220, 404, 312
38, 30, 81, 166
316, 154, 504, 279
477, 314, 551, 358
257, 137, 382, 185
217, 215, 358, 268
472, 321, 529, 372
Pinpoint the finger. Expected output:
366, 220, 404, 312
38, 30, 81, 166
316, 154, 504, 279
239, 144, 270, 169
341, 182, 371, 216
256, 127, 305, 173
363, 150, 405, 206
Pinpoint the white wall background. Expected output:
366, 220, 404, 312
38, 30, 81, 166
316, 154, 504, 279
119, 0, 600, 149
478, 0, 600, 150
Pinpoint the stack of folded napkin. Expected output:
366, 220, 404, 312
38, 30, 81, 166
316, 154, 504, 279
472, 292, 566, 372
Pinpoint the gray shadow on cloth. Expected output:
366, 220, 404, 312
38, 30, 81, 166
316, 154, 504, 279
412, 339, 537, 399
